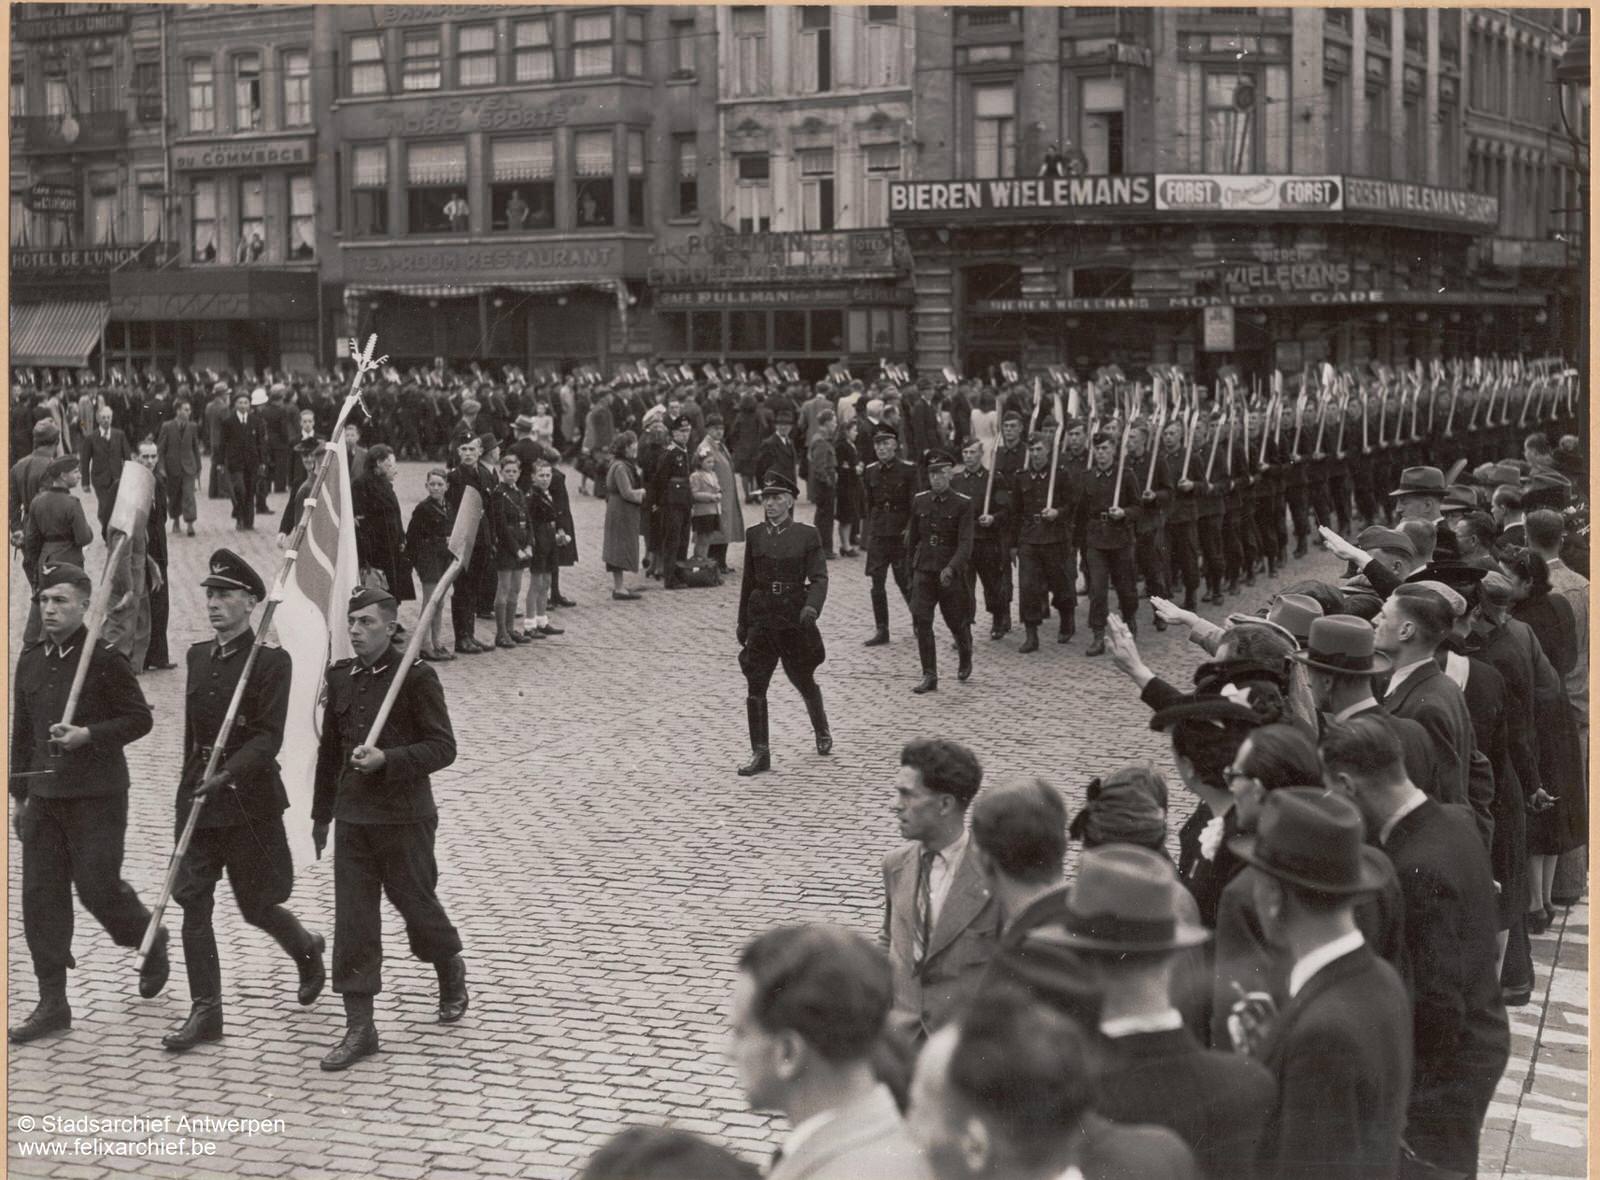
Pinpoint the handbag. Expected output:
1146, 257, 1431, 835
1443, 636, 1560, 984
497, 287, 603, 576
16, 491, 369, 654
674, 556, 722, 588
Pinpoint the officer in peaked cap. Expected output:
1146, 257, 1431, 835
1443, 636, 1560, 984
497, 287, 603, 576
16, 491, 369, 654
735, 470, 831, 776
860, 420, 918, 647
163, 549, 326, 1053
906, 449, 974, 692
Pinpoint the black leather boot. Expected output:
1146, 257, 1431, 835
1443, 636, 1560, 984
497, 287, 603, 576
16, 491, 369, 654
1019, 624, 1039, 654
737, 697, 771, 776
1057, 606, 1075, 643
140, 927, 170, 999
321, 994, 380, 1071
957, 629, 973, 682
1182, 590, 1198, 611
1085, 630, 1107, 657
162, 998, 223, 1052
802, 687, 832, 756
9, 979, 70, 1044
1152, 608, 1168, 632
989, 613, 1010, 639
297, 934, 326, 1006
912, 631, 938, 694
862, 627, 890, 647
437, 956, 469, 1024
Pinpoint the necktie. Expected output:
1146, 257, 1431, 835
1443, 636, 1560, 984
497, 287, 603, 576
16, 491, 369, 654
912, 847, 936, 967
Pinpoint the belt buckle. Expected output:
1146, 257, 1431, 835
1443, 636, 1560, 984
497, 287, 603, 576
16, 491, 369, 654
770, 581, 786, 595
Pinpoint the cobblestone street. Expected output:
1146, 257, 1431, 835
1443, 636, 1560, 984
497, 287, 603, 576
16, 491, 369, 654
7, 462, 1587, 1179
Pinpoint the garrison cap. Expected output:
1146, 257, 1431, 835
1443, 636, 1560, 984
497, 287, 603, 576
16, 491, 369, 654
35, 563, 91, 596
44, 455, 78, 480
348, 585, 397, 612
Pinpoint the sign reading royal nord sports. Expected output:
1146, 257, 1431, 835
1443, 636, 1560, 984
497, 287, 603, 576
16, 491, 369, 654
889, 176, 1154, 220
1155, 175, 1343, 213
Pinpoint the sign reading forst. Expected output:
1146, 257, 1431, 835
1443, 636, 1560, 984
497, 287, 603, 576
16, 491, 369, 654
1155, 175, 1343, 213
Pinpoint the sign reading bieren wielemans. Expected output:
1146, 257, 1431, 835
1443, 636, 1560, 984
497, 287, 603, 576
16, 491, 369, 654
890, 176, 1154, 217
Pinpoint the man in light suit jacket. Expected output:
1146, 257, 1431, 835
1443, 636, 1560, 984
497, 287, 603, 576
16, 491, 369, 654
79, 404, 133, 540
1376, 586, 1479, 808
727, 924, 930, 1180
881, 739, 1000, 1045
1322, 718, 1509, 1178
155, 399, 203, 535
909, 990, 1198, 1180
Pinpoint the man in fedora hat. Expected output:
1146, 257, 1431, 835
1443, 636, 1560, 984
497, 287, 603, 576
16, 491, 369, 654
1295, 613, 1434, 779
1321, 717, 1509, 1179
1041, 845, 1275, 1180
1231, 789, 1412, 1180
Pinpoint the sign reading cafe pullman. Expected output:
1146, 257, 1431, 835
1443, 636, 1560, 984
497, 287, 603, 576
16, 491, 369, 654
890, 175, 1154, 218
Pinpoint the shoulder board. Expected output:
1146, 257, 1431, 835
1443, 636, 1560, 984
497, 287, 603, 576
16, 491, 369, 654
188, 638, 212, 650
328, 657, 356, 671
952, 490, 972, 501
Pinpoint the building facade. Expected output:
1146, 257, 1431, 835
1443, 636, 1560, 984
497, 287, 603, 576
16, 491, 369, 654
9, 3, 176, 375
644, 4, 915, 376
891, 6, 1584, 379
315, 3, 716, 373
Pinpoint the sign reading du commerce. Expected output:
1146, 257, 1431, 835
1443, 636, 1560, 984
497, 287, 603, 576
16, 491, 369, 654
890, 176, 1154, 218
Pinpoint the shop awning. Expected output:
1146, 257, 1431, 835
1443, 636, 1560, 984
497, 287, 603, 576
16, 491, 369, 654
10, 300, 108, 367
342, 279, 626, 303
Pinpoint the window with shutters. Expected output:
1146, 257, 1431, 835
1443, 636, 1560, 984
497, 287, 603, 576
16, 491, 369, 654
351, 144, 389, 236
403, 30, 442, 91
863, 7, 902, 87
731, 8, 768, 97
1201, 67, 1288, 173
861, 144, 900, 226
283, 51, 311, 125
458, 25, 497, 87
133, 59, 161, 122
1077, 76, 1125, 173
188, 59, 216, 132
971, 83, 1016, 178
349, 34, 386, 96
288, 174, 315, 260
406, 141, 466, 233
237, 176, 265, 261
675, 135, 699, 216
514, 18, 555, 82
88, 59, 116, 112
625, 12, 646, 76
734, 153, 772, 233
670, 18, 696, 76
574, 129, 615, 226
627, 130, 647, 227
191, 178, 218, 262
798, 148, 835, 231
798, 8, 832, 93
573, 13, 614, 79
492, 136, 555, 230
234, 53, 261, 130
44, 76, 70, 118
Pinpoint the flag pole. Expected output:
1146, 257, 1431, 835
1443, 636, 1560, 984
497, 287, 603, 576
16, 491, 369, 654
138, 335, 386, 963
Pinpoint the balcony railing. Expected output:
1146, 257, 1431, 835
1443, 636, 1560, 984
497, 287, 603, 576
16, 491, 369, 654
17, 111, 127, 152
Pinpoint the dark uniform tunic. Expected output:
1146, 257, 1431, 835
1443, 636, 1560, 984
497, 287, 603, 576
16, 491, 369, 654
1082, 460, 1143, 634
1013, 462, 1081, 627
1131, 446, 1172, 610
737, 518, 828, 697
1162, 441, 1203, 604
173, 630, 315, 998
907, 487, 975, 643
313, 646, 461, 996
861, 458, 917, 629
11, 627, 155, 987
949, 463, 1013, 625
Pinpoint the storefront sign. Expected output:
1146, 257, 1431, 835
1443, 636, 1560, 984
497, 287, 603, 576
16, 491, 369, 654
27, 181, 78, 215
656, 285, 911, 309
374, 5, 505, 26
343, 241, 623, 282
890, 175, 1154, 219
647, 230, 905, 286
371, 92, 587, 137
16, 9, 128, 39
1218, 260, 1353, 292
1342, 177, 1499, 229
972, 289, 1545, 313
12, 244, 149, 274
1201, 306, 1236, 351
1155, 175, 1343, 213
173, 137, 315, 171
1489, 238, 1571, 269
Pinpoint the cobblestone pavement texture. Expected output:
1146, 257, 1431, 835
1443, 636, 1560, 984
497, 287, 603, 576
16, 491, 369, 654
6, 460, 1588, 1178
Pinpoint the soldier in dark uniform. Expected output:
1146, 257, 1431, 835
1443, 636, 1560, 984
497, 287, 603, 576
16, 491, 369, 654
906, 450, 975, 693
1014, 429, 1081, 653
1349, 399, 1382, 528
1160, 418, 1202, 611
649, 416, 694, 589
1220, 422, 1254, 591
1246, 410, 1282, 576
992, 411, 1029, 481
1082, 431, 1143, 656
1126, 421, 1171, 631
163, 550, 326, 1052
1192, 415, 1228, 605
860, 424, 917, 646
9, 563, 168, 1043
312, 587, 466, 1071
949, 436, 1013, 638
735, 471, 830, 776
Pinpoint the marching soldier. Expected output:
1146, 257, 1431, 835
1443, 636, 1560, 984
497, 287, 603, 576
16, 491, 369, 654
1083, 431, 1143, 656
164, 550, 326, 1052
992, 411, 1029, 480
1126, 421, 1171, 631
949, 436, 1014, 638
1192, 416, 1227, 605
736, 471, 830, 776
906, 450, 975, 693
860, 423, 917, 647
1014, 429, 1081, 653
312, 587, 468, 1071
1159, 418, 1203, 611
10, 563, 168, 1043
